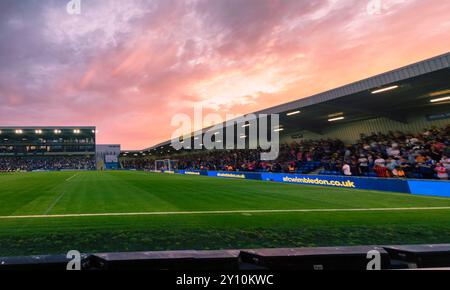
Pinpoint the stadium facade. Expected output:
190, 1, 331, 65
0, 126, 96, 156
0, 126, 96, 171
96, 144, 121, 170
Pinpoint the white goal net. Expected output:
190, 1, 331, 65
154, 159, 179, 172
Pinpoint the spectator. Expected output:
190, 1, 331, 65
435, 163, 448, 180
374, 156, 386, 167
342, 162, 352, 176
358, 154, 369, 174
374, 164, 389, 178
441, 155, 450, 170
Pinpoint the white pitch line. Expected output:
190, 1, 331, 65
44, 174, 79, 214
3, 206, 450, 220
43, 192, 67, 215
65, 173, 79, 182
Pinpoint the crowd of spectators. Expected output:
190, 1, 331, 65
121, 158, 152, 170
0, 156, 96, 172
335, 125, 449, 180
122, 126, 449, 180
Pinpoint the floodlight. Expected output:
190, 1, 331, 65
371, 85, 399, 94
286, 110, 301, 116
328, 116, 345, 122
430, 96, 450, 103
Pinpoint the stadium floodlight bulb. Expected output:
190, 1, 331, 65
430, 96, 450, 103
286, 110, 301, 116
0, 130, 2, 134
328, 116, 345, 122
35, 129, 42, 134
15, 129, 23, 134
371, 85, 399, 94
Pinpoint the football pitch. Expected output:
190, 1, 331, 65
1, 170, 450, 256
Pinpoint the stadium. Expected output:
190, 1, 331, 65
1, 53, 449, 271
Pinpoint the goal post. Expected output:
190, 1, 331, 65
154, 159, 179, 172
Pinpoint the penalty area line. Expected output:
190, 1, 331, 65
65, 173, 79, 182
3, 206, 450, 220
43, 174, 79, 215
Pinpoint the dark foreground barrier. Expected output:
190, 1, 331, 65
174, 170, 450, 197
89, 250, 240, 271
1, 244, 449, 271
383, 244, 450, 268
239, 246, 390, 270
0, 254, 91, 270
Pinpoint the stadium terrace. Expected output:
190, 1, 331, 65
120, 52, 450, 182
0, 127, 96, 171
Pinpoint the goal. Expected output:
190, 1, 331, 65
154, 159, 179, 172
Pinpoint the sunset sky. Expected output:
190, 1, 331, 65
0, 0, 449, 149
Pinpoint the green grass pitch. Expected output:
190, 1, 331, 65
1, 170, 450, 256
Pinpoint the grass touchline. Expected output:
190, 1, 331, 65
1, 206, 450, 220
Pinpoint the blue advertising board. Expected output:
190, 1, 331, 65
173, 170, 450, 197
407, 180, 450, 197
260, 172, 411, 193
207, 171, 262, 180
